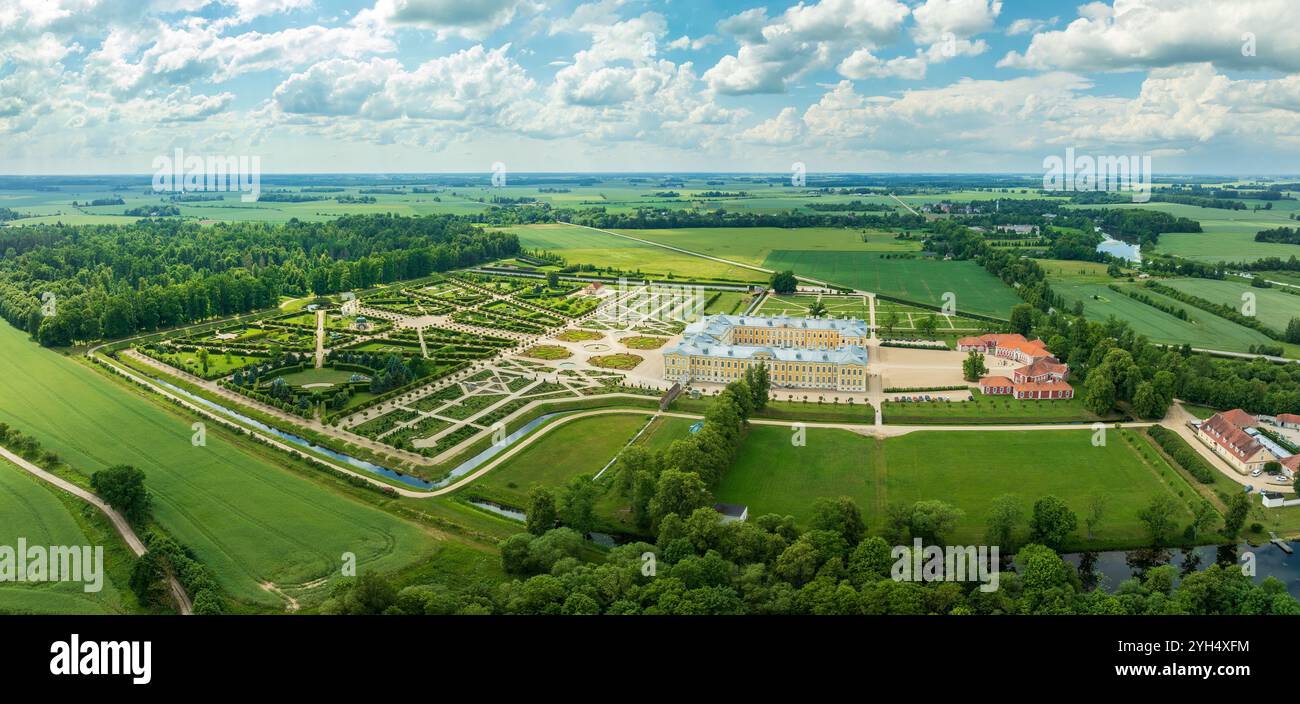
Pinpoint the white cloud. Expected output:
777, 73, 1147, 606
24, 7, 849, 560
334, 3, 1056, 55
911, 0, 1001, 45
704, 0, 911, 94
739, 106, 803, 144
999, 0, 1300, 73
1005, 16, 1057, 36
361, 0, 540, 40
838, 49, 927, 80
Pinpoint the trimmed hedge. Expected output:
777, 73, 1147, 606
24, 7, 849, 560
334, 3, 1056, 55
1146, 425, 1216, 484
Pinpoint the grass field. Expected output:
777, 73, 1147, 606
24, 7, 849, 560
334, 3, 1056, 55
883, 429, 1198, 547
703, 291, 752, 315
276, 367, 358, 386
508, 223, 767, 282
715, 426, 1200, 549
0, 460, 132, 614
714, 427, 878, 522
620, 227, 920, 266
760, 251, 1020, 318
465, 413, 650, 508
0, 323, 436, 607
671, 397, 875, 423
882, 391, 1113, 424
1090, 202, 1300, 263
633, 416, 698, 455
1052, 281, 1275, 353
1160, 278, 1300, 332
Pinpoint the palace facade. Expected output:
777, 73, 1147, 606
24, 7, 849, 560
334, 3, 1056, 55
663, 314, 869, 392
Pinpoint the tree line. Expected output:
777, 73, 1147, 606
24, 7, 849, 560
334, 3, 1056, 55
0, 214, 520, 346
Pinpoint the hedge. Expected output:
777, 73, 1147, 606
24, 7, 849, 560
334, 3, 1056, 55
1146, 426, 1216, 484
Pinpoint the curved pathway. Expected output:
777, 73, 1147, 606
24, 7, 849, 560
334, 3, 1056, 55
0, 445, 193, 615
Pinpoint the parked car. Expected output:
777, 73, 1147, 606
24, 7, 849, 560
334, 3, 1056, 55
1251, 468, 1263, 477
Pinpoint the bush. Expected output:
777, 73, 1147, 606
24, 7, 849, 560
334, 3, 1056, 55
1146, 426, 1215, 484
1250, 522, 1264, 534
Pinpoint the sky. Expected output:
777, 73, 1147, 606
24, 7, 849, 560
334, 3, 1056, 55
1, 0, 1299, 175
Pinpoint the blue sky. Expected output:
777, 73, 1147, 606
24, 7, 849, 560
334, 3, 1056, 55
2, 0, 1298, 174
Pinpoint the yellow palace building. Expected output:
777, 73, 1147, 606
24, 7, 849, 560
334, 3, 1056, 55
663, 314, 870, 392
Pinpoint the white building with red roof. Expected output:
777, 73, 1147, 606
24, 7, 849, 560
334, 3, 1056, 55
962, 334, 1073, 400
1195, 409, 1275, 475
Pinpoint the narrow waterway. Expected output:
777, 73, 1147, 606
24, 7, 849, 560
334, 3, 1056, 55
1062, 542, 1300, 598
144, 371, 566, 491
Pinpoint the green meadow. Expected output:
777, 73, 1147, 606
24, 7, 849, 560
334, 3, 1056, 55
619, 227, 920, 266
1052, 281, 1275, 353
760, 250, 1021, 318
714, 426, 1201, 550
0, 460, 134, 614
506, 223, 767, 282
0, 323, 437, 607
1160, 278, 1300, 332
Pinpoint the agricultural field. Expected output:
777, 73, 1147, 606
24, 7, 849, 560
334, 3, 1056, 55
1081, 201, 1300, 263
1159, 278, 1300, 332
506, 223, 768, 282
1052, 281, 1276, 353
761, 251, 1021, 318
0, 461, 134, 614
618, 227, 921, 267
715, 426, 1199, 549
0, 323, 438, 608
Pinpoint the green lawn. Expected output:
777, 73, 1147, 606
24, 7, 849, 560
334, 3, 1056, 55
882, 393, 1113, 424
276, 367, 359, 387
715, 426, 1200, 550
671, 397, 875, 423
703, 291, 751, 315
465, 413, 651, 508
758, 293, 872, 319
883, 429, 1198, 548
0, 460, 133, 614
634, 416, 698, 455
761, 251, 1020, 318
0, 323, 437, 607
715, 427, 879, 523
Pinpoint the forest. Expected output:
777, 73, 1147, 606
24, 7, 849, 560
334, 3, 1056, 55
0, 214, 519, 346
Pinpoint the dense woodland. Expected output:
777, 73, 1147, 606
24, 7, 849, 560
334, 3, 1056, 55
0, 214, 519, 346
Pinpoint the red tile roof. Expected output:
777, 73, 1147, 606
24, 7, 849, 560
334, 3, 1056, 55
1017, 358, 1068, 378
979, 375, 1013, 386
1277, 413, 1300, 424
1201, 410, 1266, 463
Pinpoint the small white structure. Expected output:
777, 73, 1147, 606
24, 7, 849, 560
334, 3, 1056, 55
714, 503, 749, 524
1261, 491, 1300, 509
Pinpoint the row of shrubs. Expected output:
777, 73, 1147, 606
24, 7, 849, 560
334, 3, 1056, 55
1146, 426, 1216, 484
